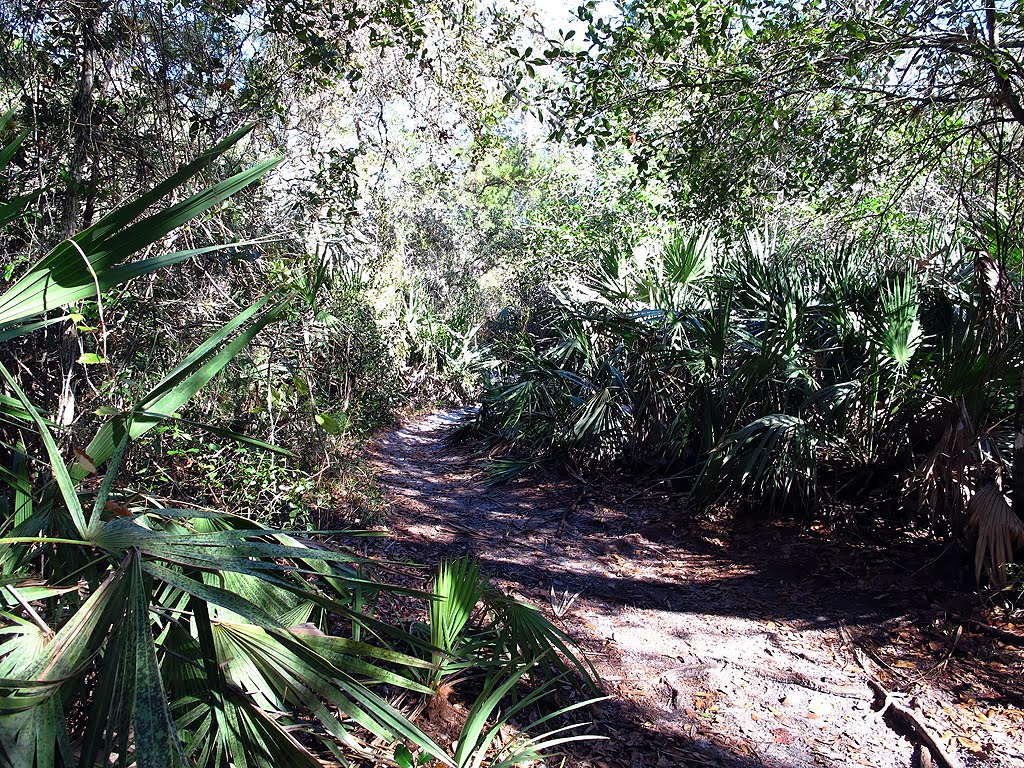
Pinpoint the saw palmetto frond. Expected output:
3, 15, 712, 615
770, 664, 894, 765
969, 483, 1024, 585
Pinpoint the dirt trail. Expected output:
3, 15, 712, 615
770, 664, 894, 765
364, 411, 1024, 768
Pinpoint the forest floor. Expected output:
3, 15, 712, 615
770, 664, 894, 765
358, 411, 1024, 768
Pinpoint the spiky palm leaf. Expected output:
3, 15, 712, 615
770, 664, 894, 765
0, 128, 458, 768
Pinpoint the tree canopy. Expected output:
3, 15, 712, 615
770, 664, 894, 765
2, 1, 1023, 766
536, 0, 1024, 228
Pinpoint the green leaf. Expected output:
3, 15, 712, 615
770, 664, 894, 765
0, 361, 88, 536
0, 191, 41, 230
430, 557, 486, 685
395, 744, 414, 768
0, 125, 279, 332
128, 556, 188, 768
10, 443, 31, 526
0, 123, 28, 172
80, 296, 288, 476
140, 562, 287, 629
138, 412, 293, 456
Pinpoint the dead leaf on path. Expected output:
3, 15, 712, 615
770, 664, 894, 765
772, 728, 795, 745
808, 698, 832, 717
956, 736, 983, 752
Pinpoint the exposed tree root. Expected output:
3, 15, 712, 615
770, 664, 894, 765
968, 618, 1024, 648
866, 679, 962, 768
841, 623, 963, 768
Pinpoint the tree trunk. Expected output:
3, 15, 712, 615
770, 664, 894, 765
1015, 367, 1024, 514
60, 2, 103, 238
57, 1, 104, 427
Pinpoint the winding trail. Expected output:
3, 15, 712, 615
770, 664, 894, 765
363, 411, 1023, 768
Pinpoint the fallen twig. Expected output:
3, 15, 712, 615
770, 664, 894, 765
968, 618, 1024, 647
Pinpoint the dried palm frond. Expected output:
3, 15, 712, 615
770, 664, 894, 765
968, 483, 1024, 585
973, 252, 1020, 349
909, 409, 975, 537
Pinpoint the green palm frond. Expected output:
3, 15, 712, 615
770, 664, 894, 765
703, 413, 820, 508
430, 556, 487, 685
874, 273, 922, 372
0, 126, 280, 334
483, 587, 598, 690
451, 665, 605, 768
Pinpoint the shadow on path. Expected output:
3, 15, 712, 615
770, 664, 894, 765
359, 410, 1016, 768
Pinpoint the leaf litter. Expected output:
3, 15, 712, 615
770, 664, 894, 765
360, 411, 1024, 768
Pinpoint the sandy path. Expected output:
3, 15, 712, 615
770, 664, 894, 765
363, 411, 1023, 768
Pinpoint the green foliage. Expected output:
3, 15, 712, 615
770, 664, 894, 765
536, 0, 1024, 226
0, 127, 599, 767
449, 664, 605, 768
424, 556, 597, 691
430, 556, 488, 688
466, 225, 1022, 538
135, 426, 331, 528
408, 556, 601, 767
0, 126, 440, 768
996, 562, 1024, 619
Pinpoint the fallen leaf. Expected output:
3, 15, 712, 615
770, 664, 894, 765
956, 736, 982, 752
73, 447, 97, 474
809, 699, 833, 716
103, 500, 131, 517
772, 728, 795, 745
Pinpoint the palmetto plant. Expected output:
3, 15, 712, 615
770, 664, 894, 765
447, 664, 604, 768
468, 225, 1024, 573
0, 119, 448, 767
417, 557, 602, 768
0, 119, 597, 766
426, 557, 597, 690
463, 231, 712, 481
